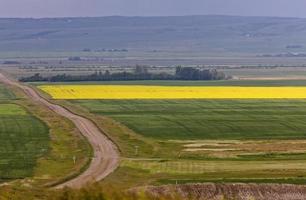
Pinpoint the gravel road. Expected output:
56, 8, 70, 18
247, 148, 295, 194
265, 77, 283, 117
0, 73, 119, 189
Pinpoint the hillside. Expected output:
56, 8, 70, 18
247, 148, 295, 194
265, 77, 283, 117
0, 15, 306, 53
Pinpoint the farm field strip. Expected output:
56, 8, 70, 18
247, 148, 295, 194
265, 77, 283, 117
39, 85, 306, 99
73, 99, 306, 140
121, 159, 306, 175
179, 140, 306, 158
181, 140, 306, 151
0, 84, 15, 100
0, 104, 49, 180
33, 79, 306, 86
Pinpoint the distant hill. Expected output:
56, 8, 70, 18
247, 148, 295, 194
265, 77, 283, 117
1, 15, 306, 53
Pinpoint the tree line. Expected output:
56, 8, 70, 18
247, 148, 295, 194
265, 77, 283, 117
20, 66, 229, 82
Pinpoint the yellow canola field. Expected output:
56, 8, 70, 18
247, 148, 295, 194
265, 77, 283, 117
39, 85, 306, 99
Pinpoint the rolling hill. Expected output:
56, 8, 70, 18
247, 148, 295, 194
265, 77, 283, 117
0, 15, 306, 53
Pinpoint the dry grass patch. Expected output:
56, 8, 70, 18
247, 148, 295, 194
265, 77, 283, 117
174, 140, 306, 158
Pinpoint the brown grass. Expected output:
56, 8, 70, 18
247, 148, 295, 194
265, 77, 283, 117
180, 140, 306, 158
140, 183, 306, 200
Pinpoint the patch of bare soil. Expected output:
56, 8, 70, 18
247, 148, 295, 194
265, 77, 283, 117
139, 183, 306, 200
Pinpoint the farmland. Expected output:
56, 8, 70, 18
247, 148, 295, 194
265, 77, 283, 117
35, 79, 306, 86
72, 99, 306, 140
0, 84, 15, 100
35, 82, 306, 186
39, 85, 306, 99
4, 13, 306, 200
0, 80, 91, 188
0, 84, 50, 181
7, 73, 306, 198
3, 73, 306, 198
0, 103, 49, 181
5, 63, 306, 198
63, 97, 306, 186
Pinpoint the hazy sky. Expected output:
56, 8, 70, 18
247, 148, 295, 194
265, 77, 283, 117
0, 0, 305, 18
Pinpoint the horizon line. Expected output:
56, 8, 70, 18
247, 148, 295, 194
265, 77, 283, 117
0, 14, 304, 20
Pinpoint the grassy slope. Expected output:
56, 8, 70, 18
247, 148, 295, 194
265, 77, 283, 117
1, 16, 306, 54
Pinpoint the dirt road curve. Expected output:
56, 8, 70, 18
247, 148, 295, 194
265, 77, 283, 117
0, 73, 120, 189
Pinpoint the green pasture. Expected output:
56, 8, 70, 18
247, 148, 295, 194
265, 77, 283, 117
0, 84, 15, 100
73, 99, 306, 140
0, 104, 49, 180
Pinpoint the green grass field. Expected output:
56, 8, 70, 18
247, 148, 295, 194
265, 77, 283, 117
73, 99, 306, 140
0, 84, 15, 100
70, 97, 306, 185
0, 104, 49, 180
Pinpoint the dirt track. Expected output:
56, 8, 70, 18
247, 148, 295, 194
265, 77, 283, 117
0, 73, 120, 189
